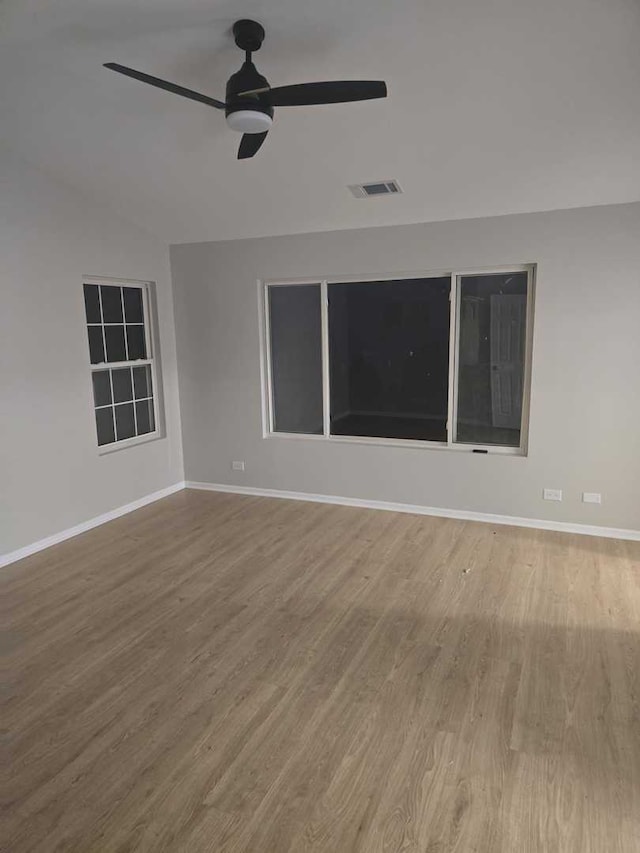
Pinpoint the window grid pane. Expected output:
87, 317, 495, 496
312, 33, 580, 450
92, 370, 112, 407
115, 402, 136, 441
100, 285, 124, 323
135, 398, 155, 435
90, 367, 156, 447
87, 326, 105, 364
95, 407, 115, 446
133, 365, 152, 400
84, 284, 148, 366
90, 365, 156, 445
104, 325, 127, 362
126, 324, 147, 360
112, 367, 134, 403
123, 287, 144, 323
83, 284, 101, 324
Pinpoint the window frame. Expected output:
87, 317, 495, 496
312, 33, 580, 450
84, 276, 161, 454
259, 264, 536, 456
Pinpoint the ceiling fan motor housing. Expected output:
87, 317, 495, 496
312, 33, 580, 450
225, 61, 274, 133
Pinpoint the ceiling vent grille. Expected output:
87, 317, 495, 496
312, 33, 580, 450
349, 180, 402, 198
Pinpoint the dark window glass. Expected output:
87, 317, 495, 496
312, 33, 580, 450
269, 285, 324, 434
112, 367, 133, 403
328, 278, 450, 442
123, 287, 144, 323
83, 284, 101, 324
136, 399, 155, 435
92, 370, 112, 407
95, 407, 115, 446
104, 325, 127, 361
115, 403, 136, 441
100, 286, 124, 323
87, 326, 105, 364
455, 272, 528, 447
126, 325, 146, 360
133, 365, 152, 399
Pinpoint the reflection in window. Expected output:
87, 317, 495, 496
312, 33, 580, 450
455, 272, 528, 447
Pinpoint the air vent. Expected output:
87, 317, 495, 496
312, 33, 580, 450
349, 180, 403, 198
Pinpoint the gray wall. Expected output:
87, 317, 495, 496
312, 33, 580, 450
171, 202, 640, 532
0, 150, 184, 554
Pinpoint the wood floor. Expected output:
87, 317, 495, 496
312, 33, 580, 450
2, 490, 640, 852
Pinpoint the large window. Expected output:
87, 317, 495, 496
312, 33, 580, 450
83, 279, 159, 449
263, 268, 534, 453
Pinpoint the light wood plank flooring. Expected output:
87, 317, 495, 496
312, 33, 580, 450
2, 489, 640, 852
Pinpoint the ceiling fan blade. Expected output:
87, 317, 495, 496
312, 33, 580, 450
104, 63, 226, 110
239, 80, 387, 106
238, 131, 269, 159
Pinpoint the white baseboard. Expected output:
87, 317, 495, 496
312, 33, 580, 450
186, 481, 640, 542
4, 478, 637, 570
0, 482, 186, 569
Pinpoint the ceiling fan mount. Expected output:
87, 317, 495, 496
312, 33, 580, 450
104, 19, 387, 159
232, 19, 266, 54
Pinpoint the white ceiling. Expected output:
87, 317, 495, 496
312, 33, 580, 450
1, 0, 639, 243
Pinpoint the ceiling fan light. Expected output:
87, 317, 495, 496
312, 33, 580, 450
226, 110, 273, 134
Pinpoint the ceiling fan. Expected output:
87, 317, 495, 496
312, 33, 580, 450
104, 19, 387, 160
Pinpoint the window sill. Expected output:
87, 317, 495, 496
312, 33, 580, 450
98, 430, 163, 456
264, 431, 526, 456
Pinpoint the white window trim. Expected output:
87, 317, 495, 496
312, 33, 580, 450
84, 276, 161, 454
259, 265, 536, 456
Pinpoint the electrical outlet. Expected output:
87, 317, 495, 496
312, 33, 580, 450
231, 461, 245, 471
582, 492, 602, 504
543, 488, 563, 502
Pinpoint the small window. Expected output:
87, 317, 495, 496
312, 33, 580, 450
83, 280, 159, 449
263, 267, 534, 454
